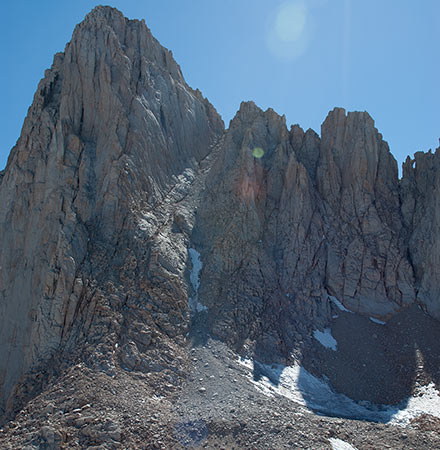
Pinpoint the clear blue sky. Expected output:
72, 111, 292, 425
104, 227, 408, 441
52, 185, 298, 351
1, 0, 439, 171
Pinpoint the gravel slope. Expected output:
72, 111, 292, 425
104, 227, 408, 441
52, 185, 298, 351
0, 307, 439, 449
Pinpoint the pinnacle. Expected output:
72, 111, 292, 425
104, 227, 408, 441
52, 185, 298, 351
231, 101, 286, 127
85, 5, 124, 20
76, 5, 127, 34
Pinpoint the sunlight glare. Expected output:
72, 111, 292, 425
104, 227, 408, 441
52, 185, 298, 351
266, 0, 311, 61
275, 2, 306, 42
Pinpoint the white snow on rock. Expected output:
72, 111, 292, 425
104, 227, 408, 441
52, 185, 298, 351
329, 438, 358, 450
189, 248, 202, 291
313, 328, 338, 351
188, 248, 208, 313
390, 382, 440, 425
329, 295, 353, 313
369, 317, 386, 325
238, 359, 440, 426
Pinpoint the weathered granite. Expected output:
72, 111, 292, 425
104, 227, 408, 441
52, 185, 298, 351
0, 5, 223, 418
193, 105, 426, 359
0, 5, 439, 426
401, 148, 440, 318
316, 108, 415, 315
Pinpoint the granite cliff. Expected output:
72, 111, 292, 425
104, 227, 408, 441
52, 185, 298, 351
0, 5, 223, 419
0, 6, 439, 448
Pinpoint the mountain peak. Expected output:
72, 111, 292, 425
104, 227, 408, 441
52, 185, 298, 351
74, 4, 127, 36
0, 6, 440, 448
81, 4, 144, 29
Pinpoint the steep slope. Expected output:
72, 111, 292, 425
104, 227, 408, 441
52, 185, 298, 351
194, 103, 417, 361
0, 5, 223, 419
401, 149, 440, 318
317, 108, 414, 315
194, 102, 327, 360
1, 6, 440, 448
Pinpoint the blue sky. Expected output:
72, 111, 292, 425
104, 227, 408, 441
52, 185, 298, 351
1, 0, 439, 171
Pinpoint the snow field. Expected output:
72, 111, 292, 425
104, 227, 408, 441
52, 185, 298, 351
238, 358, 440, 426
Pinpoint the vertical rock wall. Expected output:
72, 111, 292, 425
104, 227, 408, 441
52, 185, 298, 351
0, 4, 438, 422
194, 105, 436, 360
401, 149, 440, 318
0, 6, 223, 417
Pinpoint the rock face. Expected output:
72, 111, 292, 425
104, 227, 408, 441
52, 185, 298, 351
0, 5, 439, 434
0, 6, 223, 418
317, 109, 414, 314
401, 149, 440, 318
194, 103, 417, 359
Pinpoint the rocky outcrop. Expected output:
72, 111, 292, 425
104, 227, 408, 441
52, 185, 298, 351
0, 5, 439, 429
316, 108, 414, 316
401, 149, 440, 318
194, 102, 328, 358
0, 6, 223, 418
193, 104, 424, 359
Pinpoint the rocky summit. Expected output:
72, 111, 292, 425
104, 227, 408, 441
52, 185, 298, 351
0, 6, 439, 449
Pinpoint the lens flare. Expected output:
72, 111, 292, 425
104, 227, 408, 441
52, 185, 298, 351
275, 2, 306, 42
252, 147, 265, 158
266, 0, 312, 61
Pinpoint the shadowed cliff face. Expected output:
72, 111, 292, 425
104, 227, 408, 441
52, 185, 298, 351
317, 108, 415, 315
193, 102, 328, 357
401, 149, 440, 318
193, 103, 421, 360
0, 5, 439, 425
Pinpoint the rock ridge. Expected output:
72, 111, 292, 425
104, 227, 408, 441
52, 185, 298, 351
0, 7, 439, 441
193, 103, 424, 361
0, 4, 223, 419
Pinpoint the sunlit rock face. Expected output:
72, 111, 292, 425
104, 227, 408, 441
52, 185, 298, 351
0, 6, 223, 418
0, 5, 439, 425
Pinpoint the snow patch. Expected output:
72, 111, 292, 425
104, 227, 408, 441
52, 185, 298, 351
313, 328, 337, 351
369, 317, 386, 325
329, 295, 353, 313
188, 248, 208, 313
329, 438, 358, 450
193, 302, 207, 313
390, 382, 440, 425
189, 248, 202, 291
239, 359, 440, 426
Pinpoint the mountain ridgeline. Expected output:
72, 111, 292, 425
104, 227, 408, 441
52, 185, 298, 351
0, 5, 439, 429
